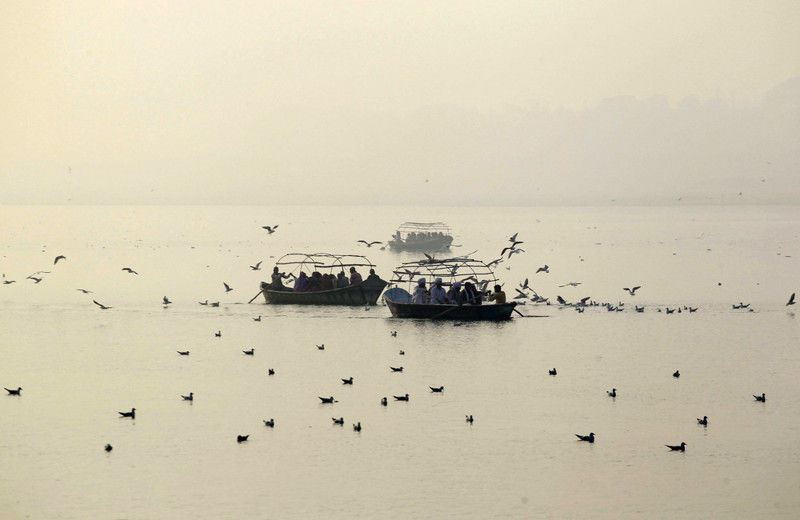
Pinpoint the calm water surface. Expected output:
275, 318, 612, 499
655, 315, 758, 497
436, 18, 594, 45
1, 205, 798, 519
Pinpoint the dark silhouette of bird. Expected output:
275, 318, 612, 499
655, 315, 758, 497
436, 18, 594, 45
501, 242, 524, 256
607, 388, 617, 398
223, 282, 233, 293
93, 300, 112, 310
316, 344, 324, 350
253, 316, 261, 322
209, 302, 220, 307
506, 248, 525, 259
319, 396, 337, 403
576, 432, 595, 443
5, 387, 22, 395
263, 419, 274, 428
54, 255, 66, 264
122, 267, 138, 275
268, 368, 275, 375
198, 300, 208, 305
697, 416, 708, 426
673, 370, 680, 378
429, 386, 444, 392
557, 296, 568, 305
177, 350, 189, 356
262, 225, 278, 234
754, 393, 766, 402
332, 417, 344, 425
104, 444, 113, 452
250, 261, 262, 271
76, 288, 92, 294
393, 394, 409, 401
466, 414, 473, 423
162, 296, 172, 305
380, 397, 388, 406
666, 442, 686, 452
623, 286, 641, 295
535, 264, 549, 273
353, 422, 361, 431
119, 408, 135, 419
28, 276, 42, 284
787, 293, 796, 306
399, 350, 405, 355
391, 331, 397, 337
243, 348, 254, 355
342, 377, 353, 385
215, 331, 221, 337
549, 368, 557, 375
357, 240, 382, 247
182, 392, 193, 401
237, 435, 249, 443
390, 366, 403, 372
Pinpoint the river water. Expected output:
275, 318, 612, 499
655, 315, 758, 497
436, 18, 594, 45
1, 204, 798, 519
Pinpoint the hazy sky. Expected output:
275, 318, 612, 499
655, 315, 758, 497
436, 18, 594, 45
2, 1, 799, 205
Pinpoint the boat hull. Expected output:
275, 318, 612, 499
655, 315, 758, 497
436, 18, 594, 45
260, 279, 387, 306
383, 297, 517, 320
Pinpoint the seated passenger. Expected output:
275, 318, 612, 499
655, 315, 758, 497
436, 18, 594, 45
446, 281, 462, 304
336, 271, 349, 288
429, 277, 449, 304
308, 271, 323, 292
293, 272, 310, 292
488, 284, 506, 304
462, 281, 482, 305
411, 278, 428, 304
365, 268, 382, 283
349, 266, 363, 284
321, 273, 334, 291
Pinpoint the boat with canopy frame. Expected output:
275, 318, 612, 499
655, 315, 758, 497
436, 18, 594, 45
382, 256, 517, 320
259, 253, 387, 306
386, 222, 454, 252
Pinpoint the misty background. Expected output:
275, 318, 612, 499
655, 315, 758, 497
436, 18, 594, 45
2, 1, 799, 206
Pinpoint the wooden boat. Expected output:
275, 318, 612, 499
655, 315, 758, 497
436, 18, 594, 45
382, 257, 517, 321
387, 222, 453, 252
259, 253, 387, 306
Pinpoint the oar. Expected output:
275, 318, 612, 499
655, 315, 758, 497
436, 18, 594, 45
248, 289, 264, 304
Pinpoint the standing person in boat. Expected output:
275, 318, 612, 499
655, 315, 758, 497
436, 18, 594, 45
430, 278, 449, 304
412, 278, 428, 304
488, 284, 506, 304
293, 272, 310, 292
446, 281, 462, 304
336, 271, 349, 288
349, 266, 363, 284
462, 281, 482, 305
270, 267, 289, 290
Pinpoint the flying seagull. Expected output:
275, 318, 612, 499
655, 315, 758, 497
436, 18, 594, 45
535, 264, 549, 273
93, 300, 112, 310
122, 267, 138, 275
787, 292, 796, 306
76, 288, 92, 294
358, 240, 382, 247
623, 286, 641, 296
223, 282, 233, 293
250, 261, 262, 271
262, 225, 278, 234
54, 255, 66, 264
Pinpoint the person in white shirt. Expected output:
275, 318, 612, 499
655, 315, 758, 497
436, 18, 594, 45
429, 278, 449, 304
411, 278, 428, 304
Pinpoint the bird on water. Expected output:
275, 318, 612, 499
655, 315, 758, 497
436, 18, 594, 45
119, 408, 135, 419
754, 393, 766, 402
666, 442, 686, 452
697, 416, 708, 426
576, 432, 595, 443
4, 387, 22, 395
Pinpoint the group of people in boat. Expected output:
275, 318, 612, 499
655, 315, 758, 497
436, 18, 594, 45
267, 266, 382, 293
394, 231, 449, 244
411, 277, 506, 305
